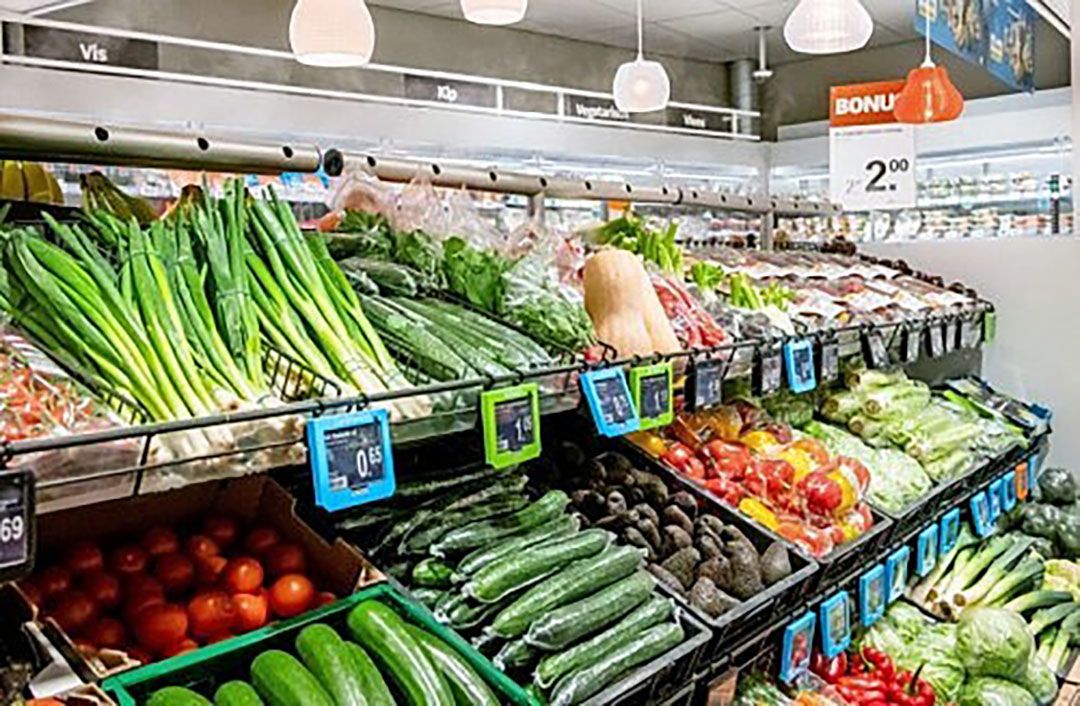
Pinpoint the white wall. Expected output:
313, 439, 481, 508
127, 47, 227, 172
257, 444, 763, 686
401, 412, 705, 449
864, 238, 1080, 465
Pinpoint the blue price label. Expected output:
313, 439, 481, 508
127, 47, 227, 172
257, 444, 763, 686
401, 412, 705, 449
859, 564, 886, 628
916, 524, 939, 577
819, 591, 851, 659
784, 339, 816, 394
885, 546, 910, 604
1002, 471, 1018, 511
970, 492, 993, 538
779, 611, 816, 684
939, 508, 961, 556
580, 368, 639, 437
307, 409, 395, 512
987, 478, 1003, 523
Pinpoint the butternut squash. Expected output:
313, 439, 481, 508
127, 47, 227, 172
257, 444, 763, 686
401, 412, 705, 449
583, 249, 680, 358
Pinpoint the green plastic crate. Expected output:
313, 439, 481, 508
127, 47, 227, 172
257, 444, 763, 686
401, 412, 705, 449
103, 583, 539, 706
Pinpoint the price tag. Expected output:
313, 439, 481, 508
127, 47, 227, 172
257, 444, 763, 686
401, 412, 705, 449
481, 383, 541, 469
1015, 461, 1031, 502
819, 591, 852, 659
580, 368, 639, 437
987, 478, 1003, 523
0, 471, 34, 581
687, 358, 725, 412
970, 492, 993, 538
984, 311, 997, 344
755, 347, 783, 396
928, 325, 945, 358
863, 330, 890, 369
307, 409, 395, 512
885, 546, 910, 604
960, 319, 981, 349
784, 339, 816, 394
944, 320, 959, 353
859, 564, 886, 628
904, 326, 921, 364
939, 508, 961, 556
1002, 471, 1018, 511
819, 340, 840, 384
829, 122, 917, 211
1028, 450, 1042, 493
916, 524, 939, 577
779, 611, 816, 684
629, 363, 674, 431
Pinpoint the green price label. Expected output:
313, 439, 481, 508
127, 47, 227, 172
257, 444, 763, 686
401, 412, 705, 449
481, 383, 541, 469
629, 363, 674, 430
984, 311, 997, 344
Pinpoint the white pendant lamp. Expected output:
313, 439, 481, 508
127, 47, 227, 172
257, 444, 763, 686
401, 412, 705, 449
460, 0, 527, 26
612, 0, 670, 113
289, 0, 376, 67
783, 0, 873, 55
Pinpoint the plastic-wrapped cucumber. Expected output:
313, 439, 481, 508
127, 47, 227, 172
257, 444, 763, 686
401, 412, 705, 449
524, 572, 654, 650
456, 514, 580, 578
494, 639, 540, 671
432, 491, 570, 557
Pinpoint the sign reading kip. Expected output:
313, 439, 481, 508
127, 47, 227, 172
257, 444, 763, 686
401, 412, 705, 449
829, 80, 917, 212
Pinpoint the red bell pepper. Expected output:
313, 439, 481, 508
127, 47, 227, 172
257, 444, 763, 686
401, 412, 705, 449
799, 470, 845, 517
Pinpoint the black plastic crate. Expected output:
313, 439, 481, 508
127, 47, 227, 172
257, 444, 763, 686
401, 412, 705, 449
870, 478, 953, 552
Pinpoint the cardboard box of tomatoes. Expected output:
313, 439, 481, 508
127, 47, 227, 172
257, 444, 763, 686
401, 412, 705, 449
15, 476, 383, 682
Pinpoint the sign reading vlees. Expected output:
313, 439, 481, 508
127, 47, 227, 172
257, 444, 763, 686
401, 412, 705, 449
829, 80, 917, 213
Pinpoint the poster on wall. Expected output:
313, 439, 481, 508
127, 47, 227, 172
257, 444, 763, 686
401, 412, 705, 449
915, 0, 1036, 92
828, 80, 917, 212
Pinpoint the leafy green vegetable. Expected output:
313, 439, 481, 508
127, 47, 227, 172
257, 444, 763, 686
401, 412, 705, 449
958, 677, 1036, 706
1019, 654, 1058, 704
690, 261, 724, 294
1038, 468, 1077, 505
392, 229, 445, 288
442, 237, 515, 314
956, 607, 1033, 682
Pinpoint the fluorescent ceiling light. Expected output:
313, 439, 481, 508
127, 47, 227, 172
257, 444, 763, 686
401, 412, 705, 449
460, 0, 527, 26
783, 0, 873, 55
289, 0, 375, 67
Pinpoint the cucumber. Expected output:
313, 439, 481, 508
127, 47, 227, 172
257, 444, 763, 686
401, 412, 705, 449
550, 622, 685, 706
494, 638, 540, 671
147, 687, 212, 706
535, 595, 674, 688
404, 624, 499, 706
432, 490, 571, 556
525, 571, 655, 650
250, 650, 334, 706
492, 545, 645, 638
347, 600, 454, 706
394, 466, 503, 499
214, 682, 265, 706
342, 642, 395, 706
446, 597, 505, 631
402, 493, 529, 555
295, 624, 368, 706
456, 514, 580, 578
412, 587, 446, 609
413, 558, 454, 588
464, 529, 611, 603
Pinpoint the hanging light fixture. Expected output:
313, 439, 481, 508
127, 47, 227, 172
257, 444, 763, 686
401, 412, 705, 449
460, 0, 527, 26
894, 9, 964, 123
289, 0, 376, 67
612, 0, 670, 113
783, 0, 873, 55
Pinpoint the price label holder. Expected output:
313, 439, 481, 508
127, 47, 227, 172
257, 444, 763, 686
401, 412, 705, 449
960, 318, 981, 349
944, 320, 959, 354
686, 357, 725, 413
0, 470, 34, 582
818, 339, 840, 385
939, 508, 961, 556
755, 345, 783, 397
916, 524, 939, 577
784, 339, 816, 394
970, 491, 993, 538
779, 611, 816, 684
580, 368, 639, 437
629, 363, 674, 431
1002, 470, 1018, 511
307, 409, 395, 513
819, 591, 852, 659
1015, 461, 1031, 502
481, 383, 541, 469
927, 324, 945, 358
984, 310, 997, 344
885, 546, 910, 604
859, 564, 886, 628
1028, 450, 1043, 493
863, 329, 890, 369
987, 478, 1003, 524
904, 325, 922, 364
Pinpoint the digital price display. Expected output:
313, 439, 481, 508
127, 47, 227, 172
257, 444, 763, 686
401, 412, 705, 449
916, 524, 939, 577
984, 311, 997, 344
687, 358, 724, 412
779, 611, 816, 684
819, 340, 840, 384
580, 368, 639, 437
928, 325, 945, 358
863, 330, 890, 369
970, 491, 993, 538
630, 363, 674, 430
756, 348, 783, 396
819, 591, 852, 659
1001, 471, 1018, 511
944, 321, 959, 354
939, 508, 961, 556
859, 564, 886, 628
885, 546, 910, 604
987, 478, 1003, 524
784, 339, 816, 394
904, 327, 921, 364
307, 409, 395, 512
0, 471, 33, 581
960, 319, 981, 349
482, 383, 541, 468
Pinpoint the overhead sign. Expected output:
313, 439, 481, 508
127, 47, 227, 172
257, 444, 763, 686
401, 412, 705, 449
917, 0, 1036, 92
403, 75, 498, 109
563, 95, 630, 123
22, 26, 159, 70
829, 80, 917, 212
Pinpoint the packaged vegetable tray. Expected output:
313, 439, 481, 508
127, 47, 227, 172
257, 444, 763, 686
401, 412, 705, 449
102, 583, 534, 706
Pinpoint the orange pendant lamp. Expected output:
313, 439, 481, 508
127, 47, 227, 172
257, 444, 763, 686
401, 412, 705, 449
894, 11, 964, 124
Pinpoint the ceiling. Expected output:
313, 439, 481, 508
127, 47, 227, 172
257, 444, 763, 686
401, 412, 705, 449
368, 0, 922, 63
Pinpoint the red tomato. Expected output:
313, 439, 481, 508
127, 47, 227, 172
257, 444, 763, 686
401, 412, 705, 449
313, 591, 337, 608
123, 573, 164, 600
140, 527, 180, 557
80, 571, 122, 609
187, 592, 237, 637
159, 637, 199, 658
36, 566, 72, 602
222, 557, 264, 594
134, 603, 189, 653
202, 516, 239, 549
268, 575, 315, 618
86, 617, 126, 649
153, 554, 195, 595
244, 527, 279, 557
18, 580, 43, 607
51, 591, 99, 635
185, 535, 220, 561
264, 544, 306, 578
64, 541, 104, 575
195, 555, 228, 586
232, 591, 269, 632
109, 546, 149, 576
123, 592, 166, 624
